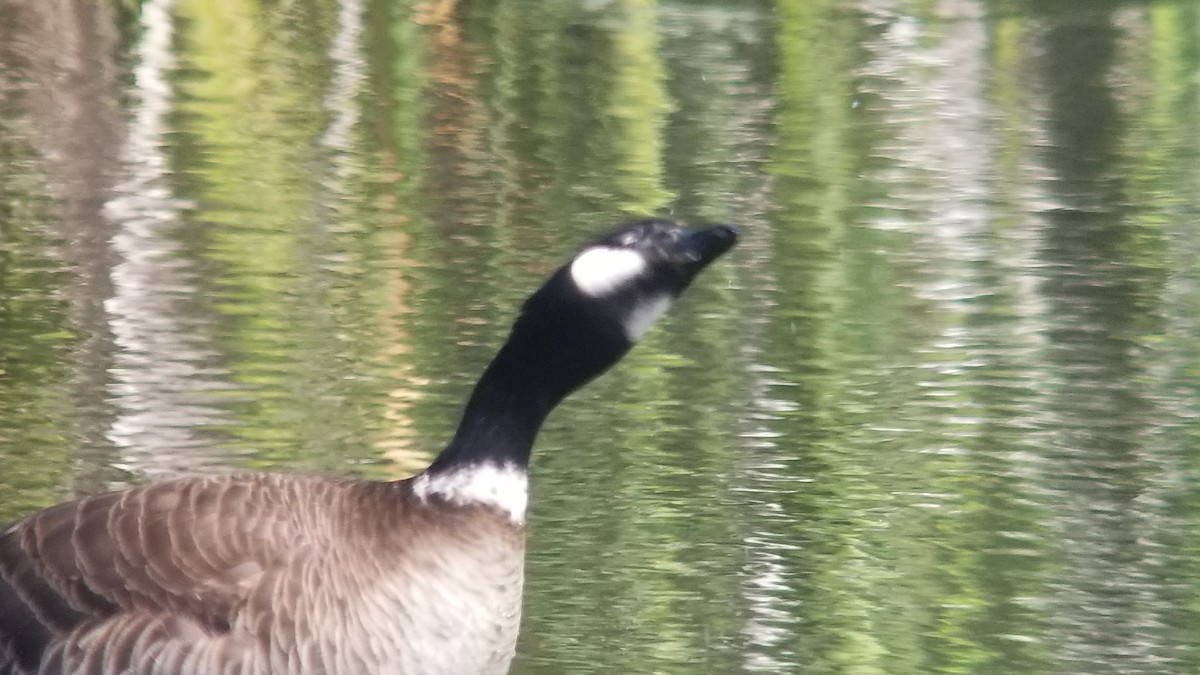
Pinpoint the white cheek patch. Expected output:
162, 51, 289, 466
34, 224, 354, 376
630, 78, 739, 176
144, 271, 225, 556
412, 463, 529, 524
569, 247, 647, 297
623, 294, 673, 341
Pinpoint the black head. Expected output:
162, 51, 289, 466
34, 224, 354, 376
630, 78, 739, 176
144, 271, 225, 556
567, 219, 740, 315
507, 219, 739, 401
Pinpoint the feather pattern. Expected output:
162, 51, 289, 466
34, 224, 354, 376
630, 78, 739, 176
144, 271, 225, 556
0, 474, 524, 675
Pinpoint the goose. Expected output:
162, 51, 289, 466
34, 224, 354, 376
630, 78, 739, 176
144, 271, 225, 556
0, 219, 738, 675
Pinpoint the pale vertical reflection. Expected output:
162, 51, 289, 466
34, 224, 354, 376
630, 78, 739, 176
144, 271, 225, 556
314, 0, 425, 473
731, 214, 800, 674
102, 0, 232, 477
736, 369, 802, 674
858, 0, 1042, 453
318, 0, 365, 179
860, 0, 998, 264
857, 0, 1047, 662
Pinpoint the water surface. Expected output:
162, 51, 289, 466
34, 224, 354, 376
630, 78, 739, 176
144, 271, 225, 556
2, 1, 1200, 672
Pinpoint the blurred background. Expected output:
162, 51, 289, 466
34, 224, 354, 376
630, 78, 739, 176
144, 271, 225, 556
2, 0, 1200, 672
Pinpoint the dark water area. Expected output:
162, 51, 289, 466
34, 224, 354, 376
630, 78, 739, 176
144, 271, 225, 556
3, 0, 1200, 672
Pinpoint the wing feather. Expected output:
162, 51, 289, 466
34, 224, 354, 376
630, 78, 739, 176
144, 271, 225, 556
0, 474, 341, 673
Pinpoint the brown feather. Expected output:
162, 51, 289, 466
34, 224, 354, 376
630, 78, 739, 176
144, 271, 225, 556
1, 474, 525, 675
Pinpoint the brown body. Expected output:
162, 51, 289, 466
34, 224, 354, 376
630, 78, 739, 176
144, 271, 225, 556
0, 474, 524, 675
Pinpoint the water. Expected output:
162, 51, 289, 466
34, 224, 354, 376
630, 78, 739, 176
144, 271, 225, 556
3, 0, 1200, 672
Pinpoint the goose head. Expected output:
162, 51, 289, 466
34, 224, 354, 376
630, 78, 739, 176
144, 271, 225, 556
496, 220, 739, 401
423, 220, 738, 492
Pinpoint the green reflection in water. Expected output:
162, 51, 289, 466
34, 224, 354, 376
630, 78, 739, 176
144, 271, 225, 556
2, 1, 1200, 673
171, 0, 408, 473
605, 0, 674, 214
0, 141, 75, 523
1139, 5, 1200, 672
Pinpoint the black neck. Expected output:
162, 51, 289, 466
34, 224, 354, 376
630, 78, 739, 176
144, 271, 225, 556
425, 283, 631, 474
425, 350, 550, 473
